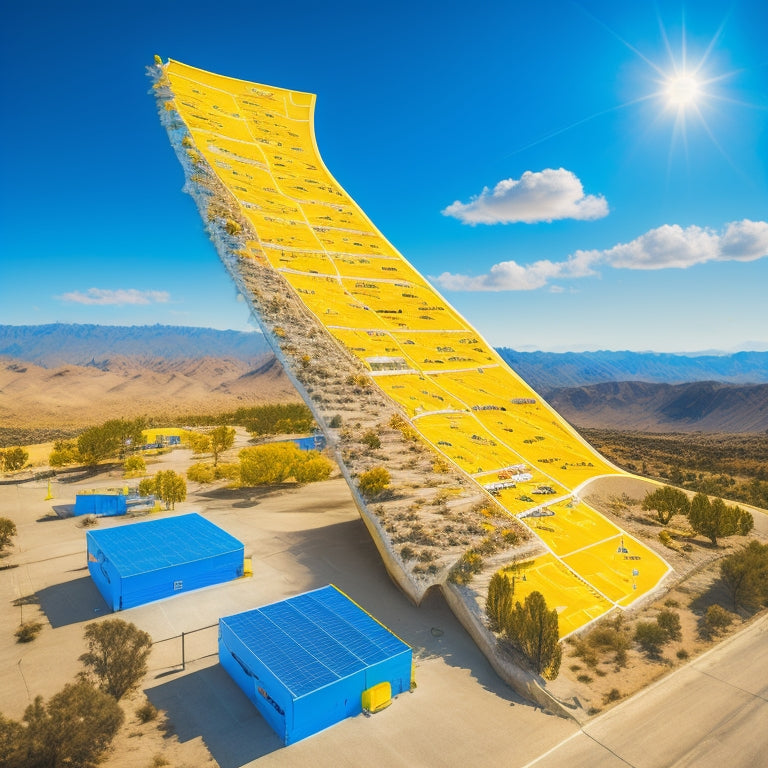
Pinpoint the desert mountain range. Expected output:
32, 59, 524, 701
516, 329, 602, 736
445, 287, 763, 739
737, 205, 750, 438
1, 324, 766, 434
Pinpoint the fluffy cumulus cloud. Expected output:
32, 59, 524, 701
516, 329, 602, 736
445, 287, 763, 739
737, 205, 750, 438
441, 168, 609, 225
433, 219, 768, 291
58, 288, 171, 305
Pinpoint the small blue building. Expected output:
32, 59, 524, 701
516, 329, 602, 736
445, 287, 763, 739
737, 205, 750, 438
86, 513, 244, 611
219, 585, 413, 745
75, 490, 128, 517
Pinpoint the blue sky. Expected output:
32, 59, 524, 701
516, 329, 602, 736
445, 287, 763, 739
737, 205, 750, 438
1, 0, 766, 352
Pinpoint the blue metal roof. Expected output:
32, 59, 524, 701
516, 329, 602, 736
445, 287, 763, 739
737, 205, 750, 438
86, 513, 243, 577
221, 585, 410, 698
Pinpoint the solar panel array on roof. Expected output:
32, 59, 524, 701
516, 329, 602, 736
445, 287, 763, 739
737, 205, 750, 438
219, 585, 412, 744
86, 513, 244, 610
223, 585, 409, 697
88, 513, 242, 576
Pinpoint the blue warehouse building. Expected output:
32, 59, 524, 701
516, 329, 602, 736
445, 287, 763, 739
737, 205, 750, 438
219, 585, 413, 745
86, 513, 244, 611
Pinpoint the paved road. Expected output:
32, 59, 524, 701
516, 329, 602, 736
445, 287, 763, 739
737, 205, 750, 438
523, 614, 768, 768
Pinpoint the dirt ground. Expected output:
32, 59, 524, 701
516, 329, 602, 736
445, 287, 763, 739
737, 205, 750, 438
0, 440, 578, 768
543, 474, 768, 716
2, 447, 766, 767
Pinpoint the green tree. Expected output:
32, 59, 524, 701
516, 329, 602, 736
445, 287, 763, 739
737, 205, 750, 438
0, 517, 17, 552
719, 540, 768, 611
0, 447, 28, 472
357, 466, 391, 499
504, 591, 561, 679
634, 621, 669, 658
486, 571, 514, 633
210, 425, 235, 466
1, 680, 123, 768
642, 486, 690, 525
77, 418, 145, 466
49, 439, 80, 467
79, 618, 152, 700
687, 493, 754, 545
154, 470, 186, 509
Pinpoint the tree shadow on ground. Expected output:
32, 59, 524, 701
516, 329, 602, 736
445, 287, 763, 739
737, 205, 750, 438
146, 663, 282, 767
36, 576, 110, 628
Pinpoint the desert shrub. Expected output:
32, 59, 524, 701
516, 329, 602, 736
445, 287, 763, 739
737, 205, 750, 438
577, 673, 593, 684
292, 454, 333, 483
656, 608, 682, 641
586, 623, 632, 667
136, 701, 158, 723
357, 466, 391, 499
361, 430, 381, 450
80, 619, 152, 700
329, 414, 343, 428
664, 598, 680, 608
188, 432, 212, 454
15, 621, 43, 643
634, 621, 669, 658
719, 540, 768, 611
699, 604, 734, 639
0, 517, 17, 552
1, 680, 123, 768
676, 648, 689, 660
187, 462, 215, 483
0, 446, 29, 472
571, 638, 599, 668
399, 545, 416, 560
214, 462, 241, 481
448, 551, 483, 585
603, 688, 622, 704
49, 439, 80, 467
123, 455, 146, 476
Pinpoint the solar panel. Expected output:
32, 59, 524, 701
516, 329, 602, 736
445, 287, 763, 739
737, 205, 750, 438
87, 513, 243, 576
222, 585, 410, 698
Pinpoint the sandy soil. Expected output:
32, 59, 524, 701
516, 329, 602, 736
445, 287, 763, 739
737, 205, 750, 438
2, 447, 766, 766
0, 443, 574, 768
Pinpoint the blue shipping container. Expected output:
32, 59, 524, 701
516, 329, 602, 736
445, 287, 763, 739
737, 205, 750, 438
86, 513, 244, 611
219, 585, 412, 745
75, 493, 128, 517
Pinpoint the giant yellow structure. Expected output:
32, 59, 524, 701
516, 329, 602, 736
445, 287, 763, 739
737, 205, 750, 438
155, 59, 670, 635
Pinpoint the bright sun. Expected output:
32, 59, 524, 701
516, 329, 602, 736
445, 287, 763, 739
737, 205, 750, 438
665, 74, 701, 107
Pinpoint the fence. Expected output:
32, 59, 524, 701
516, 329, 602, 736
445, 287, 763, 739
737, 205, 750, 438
150, 622, 218, 672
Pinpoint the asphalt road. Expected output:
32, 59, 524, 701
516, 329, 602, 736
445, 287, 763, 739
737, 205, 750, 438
522, 613, 768, 768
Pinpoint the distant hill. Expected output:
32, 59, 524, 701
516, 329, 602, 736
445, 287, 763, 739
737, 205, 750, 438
2, 325, 767, 435
0, 325, 297, 432
0, 323, 271, 367
545, 380, 768, 433
497, 348, 768, 391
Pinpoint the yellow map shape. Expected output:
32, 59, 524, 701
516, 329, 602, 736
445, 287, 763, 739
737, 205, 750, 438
161, 60, 670, 633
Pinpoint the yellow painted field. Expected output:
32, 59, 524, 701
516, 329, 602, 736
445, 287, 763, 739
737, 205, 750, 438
160, 59, 671, 633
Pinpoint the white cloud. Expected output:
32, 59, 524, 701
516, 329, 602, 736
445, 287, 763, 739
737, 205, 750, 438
58, 288, 171, 305
433, 219, 768, 291
441, 168, 609, 225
